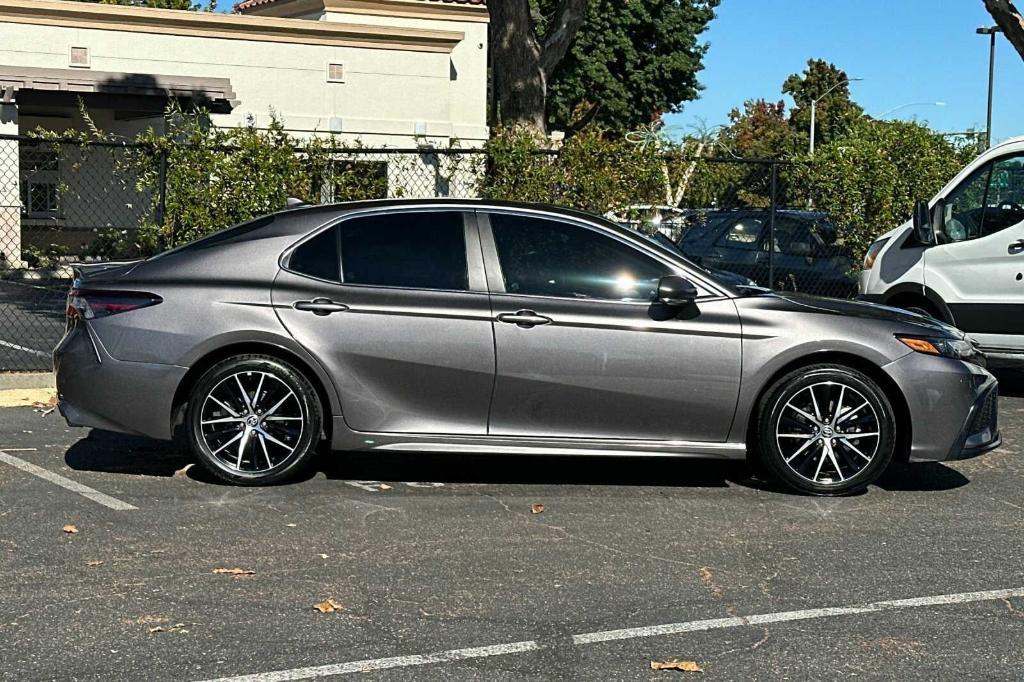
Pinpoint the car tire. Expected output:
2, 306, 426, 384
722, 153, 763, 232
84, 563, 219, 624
187, 354, 322, 486
903, 305, 935, 320
756, 364, 896, 496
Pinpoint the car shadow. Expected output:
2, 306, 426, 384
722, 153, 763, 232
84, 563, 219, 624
64, 430, 970, 494
993, 368, 1024, 398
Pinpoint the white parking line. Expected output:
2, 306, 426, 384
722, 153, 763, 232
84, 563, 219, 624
195, 585, 1024, 682
0, 338, 49, 358
573, 586, 1024, 644
0, 451, 137, 511
198, 642, 541, 682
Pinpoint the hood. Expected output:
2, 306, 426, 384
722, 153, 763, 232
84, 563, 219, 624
757, 291, 964, 338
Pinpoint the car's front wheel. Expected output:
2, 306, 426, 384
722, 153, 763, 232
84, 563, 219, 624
187, 355, 322, 485
757, 364, 896, 496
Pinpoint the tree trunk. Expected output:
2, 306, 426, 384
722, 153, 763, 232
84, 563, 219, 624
489, 0, 588, 136
984, 0, 1024, 61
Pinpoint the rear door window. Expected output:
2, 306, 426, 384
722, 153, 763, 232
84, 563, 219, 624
716, 216, 765, 249
339, 211, 469, 290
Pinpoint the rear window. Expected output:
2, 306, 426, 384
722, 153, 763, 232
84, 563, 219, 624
150, 215, 275, 260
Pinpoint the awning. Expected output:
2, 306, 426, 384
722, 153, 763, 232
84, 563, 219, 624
0, 66, 237, 114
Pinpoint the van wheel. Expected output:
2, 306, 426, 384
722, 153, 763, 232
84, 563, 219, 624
187, 355, 322, 485
904, 305, 935, 319
757, 365, 896, 496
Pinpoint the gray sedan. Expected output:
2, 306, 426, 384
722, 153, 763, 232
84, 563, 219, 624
54, 200, 1001, 495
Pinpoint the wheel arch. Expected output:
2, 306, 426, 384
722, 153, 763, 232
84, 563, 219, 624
744, 351, 913, 465
881, 283, 955, 324
171, 340, 338, 442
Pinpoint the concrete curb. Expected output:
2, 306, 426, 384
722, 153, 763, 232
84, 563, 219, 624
0, 372, 56, 407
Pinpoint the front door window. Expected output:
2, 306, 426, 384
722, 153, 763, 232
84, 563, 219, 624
944, 153, 1024, 242
489, 213, 669, 301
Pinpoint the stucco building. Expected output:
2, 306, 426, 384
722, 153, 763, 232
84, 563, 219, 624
0, 0, 489, 265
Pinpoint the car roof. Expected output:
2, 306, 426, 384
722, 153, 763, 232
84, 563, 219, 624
263, 198, 645, 241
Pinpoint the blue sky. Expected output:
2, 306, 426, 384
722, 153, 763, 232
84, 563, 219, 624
663, 0, 1024, 143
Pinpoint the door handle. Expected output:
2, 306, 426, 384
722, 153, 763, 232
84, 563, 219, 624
496, 310, 552, 328
294, 298, 349, 316
1010, 239, 1024, 254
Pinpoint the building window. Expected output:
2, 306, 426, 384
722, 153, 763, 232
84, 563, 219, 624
327, 63, 344, 83
20, 146, 61, 219
69, 46, 90, 68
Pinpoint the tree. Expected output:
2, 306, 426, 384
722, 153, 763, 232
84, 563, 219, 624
793, 119, 974, 261
542, 0, 719, 133
489, 0, 589, 135
783, 59, 863, 151
984, 0, 1024, 61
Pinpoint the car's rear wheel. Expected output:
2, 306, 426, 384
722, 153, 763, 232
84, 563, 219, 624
757, 364, 896, 496
187, 355, 322, 485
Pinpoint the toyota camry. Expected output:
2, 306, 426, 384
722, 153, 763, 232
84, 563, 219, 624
54, 200, 1001, 495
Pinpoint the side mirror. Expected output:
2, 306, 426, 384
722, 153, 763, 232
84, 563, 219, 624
912, 200, 936, 245
657, 275, 698, 306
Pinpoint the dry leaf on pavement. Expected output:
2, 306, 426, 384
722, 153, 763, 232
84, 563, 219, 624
212, 567, 255, 576
651, 659, 702, 672
379, 483, 393, 491
313, 598, 343, 613
149, 623, 188, 634
85, 560, 104, 567
531, 503, 544, 514
173, 463, 194, 479
62, 524, 79, 534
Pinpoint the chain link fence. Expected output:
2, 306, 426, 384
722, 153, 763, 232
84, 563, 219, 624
0, 136, 859, 371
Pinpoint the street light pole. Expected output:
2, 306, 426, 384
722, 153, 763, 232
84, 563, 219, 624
977, 26, 1001, 149
876, 101, 946, 118
808, 77, 862, 156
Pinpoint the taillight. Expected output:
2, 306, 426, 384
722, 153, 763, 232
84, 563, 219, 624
66, 288, 162, 321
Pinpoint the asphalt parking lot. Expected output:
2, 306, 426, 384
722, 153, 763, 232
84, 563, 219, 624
2, 370, 1023, 681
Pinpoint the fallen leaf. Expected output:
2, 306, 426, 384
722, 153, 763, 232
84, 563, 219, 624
149, 623, 188, 634
286, 523, 297, 528
317, 554, 329, 559
379, 484, 393, 491
651, 659, 702, 673
313, 598, 343, 613
173, 463, 194, 479
62, 524, 79, 534
531, 503, 544, 514
212, 567, 255, 576
85, 560, 104, 567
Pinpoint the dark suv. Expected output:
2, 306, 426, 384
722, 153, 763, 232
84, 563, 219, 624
679, 210, 857, 298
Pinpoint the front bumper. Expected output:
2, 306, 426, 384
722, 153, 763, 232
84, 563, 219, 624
882, 351, 1001, 462
54, 321, 187, 440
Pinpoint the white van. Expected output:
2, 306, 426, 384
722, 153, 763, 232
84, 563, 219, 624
860, 136, 1024, 366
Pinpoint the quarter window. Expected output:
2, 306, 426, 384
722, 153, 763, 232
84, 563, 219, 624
289, 227, 339, 281
489, 213, 669, 301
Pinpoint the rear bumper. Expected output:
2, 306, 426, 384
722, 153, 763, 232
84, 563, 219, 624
54, 322, 186, 440
882, 352, 1000, 462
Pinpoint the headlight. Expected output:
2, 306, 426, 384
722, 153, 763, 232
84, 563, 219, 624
863, 237, 889, 270
897, 335, 985, 366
